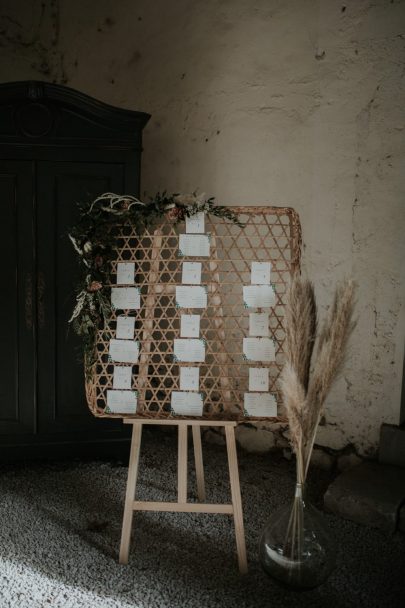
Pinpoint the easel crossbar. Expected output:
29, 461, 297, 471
132, 501, 233, 514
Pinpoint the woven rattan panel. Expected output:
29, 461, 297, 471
85, 206, 301, 421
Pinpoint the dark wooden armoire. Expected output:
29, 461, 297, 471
0, 81, 150, 460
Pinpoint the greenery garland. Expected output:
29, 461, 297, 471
68, 191, 243, 372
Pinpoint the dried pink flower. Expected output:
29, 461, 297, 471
87, 281, 103, 293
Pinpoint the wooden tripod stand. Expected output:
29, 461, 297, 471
87, 208, 302, 575
119, 419, 248, 574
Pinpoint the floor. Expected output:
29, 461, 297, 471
0, 427, 404, 608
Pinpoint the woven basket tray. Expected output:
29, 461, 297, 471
85, 205, 301, 421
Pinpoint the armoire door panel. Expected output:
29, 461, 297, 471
0, 161, 35, 435
36, 161, 125, 435
0, 81, 149, 456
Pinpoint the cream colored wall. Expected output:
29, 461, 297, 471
1, 0, 404, 454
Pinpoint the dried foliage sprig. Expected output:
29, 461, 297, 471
281, 274, 356, 482
68, 191, 242, 373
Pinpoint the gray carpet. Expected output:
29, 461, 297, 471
0, 427, 404, 608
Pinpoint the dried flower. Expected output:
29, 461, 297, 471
87, 281, 103, 293
195, 192, 206, 205
94, 255, 103, 268
173, 193, 197, 206
166, 206, 185, 221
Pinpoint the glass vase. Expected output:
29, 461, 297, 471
259, 482, 336, 589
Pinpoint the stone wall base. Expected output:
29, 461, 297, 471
202, 422, 363, 472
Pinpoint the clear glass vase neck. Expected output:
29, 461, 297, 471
294, 481, 306, 501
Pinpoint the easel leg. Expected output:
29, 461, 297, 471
225, 425, 248, 574
178, 424, 188, 503
119, 422, 143, 564
192, 425, 206, 502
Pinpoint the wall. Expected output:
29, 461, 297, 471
1, 0, 404, 455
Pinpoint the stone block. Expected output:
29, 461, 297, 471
337, 452, 362, 472
315, 425, 348, 451
282, 448, 292, 461
274, 435, 290, 449
235, 424, 275, 453
310, 448, 335, 471
324, 461, 405, 533
258, 422, 287, 433
379, 424, 405, 468
399, 504, 405, 533
203, 429, 225, 446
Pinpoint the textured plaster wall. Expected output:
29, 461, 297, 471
1, 0, 404, 455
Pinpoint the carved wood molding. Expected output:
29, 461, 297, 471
0, 80, 150, 147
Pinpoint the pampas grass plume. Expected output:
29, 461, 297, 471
282, 274, 356, 480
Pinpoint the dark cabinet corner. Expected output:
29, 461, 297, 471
0, 81, 150, 460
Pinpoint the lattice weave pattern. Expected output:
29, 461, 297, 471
85, 206, 301, 421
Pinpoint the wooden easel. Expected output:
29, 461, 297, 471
119, 418, 248, 574
90, 209, 301, 574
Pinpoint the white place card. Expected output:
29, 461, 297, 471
111, 287, 141, 310
249, 368, 269, 392
243, 285, 275, 308
182, 262, 202, 285
106, 389, 137, 414
180, 314, 200, 338
116, 262, 135, 285
179, 234, 210, 257
113, 366, 132, 390
171, 391, 203, 416
109, 339, 139, 363
186, 211, 205, 234
176, 286, 207, 309
116, 316, 135, 340
251, 262, 271, 285
179, 367, 200, 391
243, 337, 275, 362
244, 393, 277, 417
249, 313, 269, 337
174, 338, 205, 362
